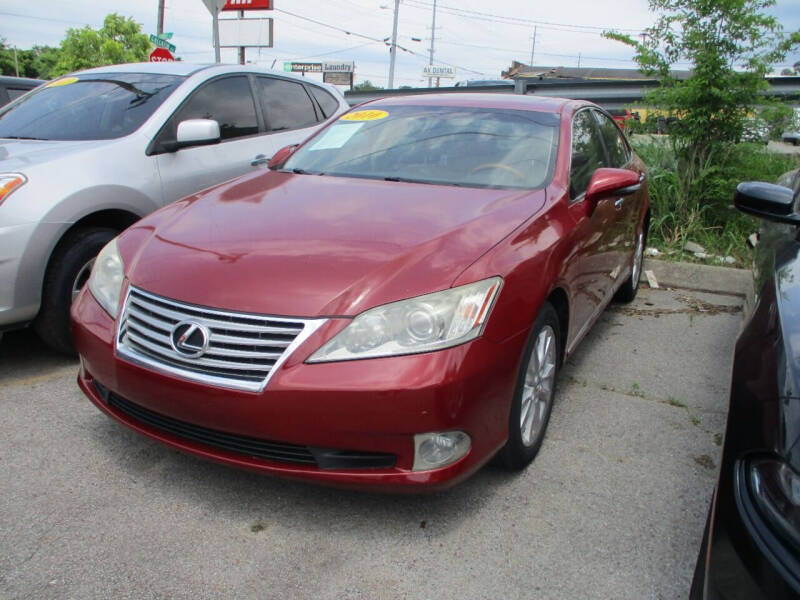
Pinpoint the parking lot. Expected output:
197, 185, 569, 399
1, 283, 743, 600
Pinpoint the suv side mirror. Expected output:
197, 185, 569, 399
585, 168, 640, 202
173, 119, 221, 151
735, 181, 800, 226
268, 144, 299, 170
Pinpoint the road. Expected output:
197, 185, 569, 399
0, 285, 743, 600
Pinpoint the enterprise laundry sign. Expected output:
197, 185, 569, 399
284, 61, 354, 73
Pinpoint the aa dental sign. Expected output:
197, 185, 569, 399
423, 65, 456, 79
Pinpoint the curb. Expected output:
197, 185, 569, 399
643, 258, 755, 315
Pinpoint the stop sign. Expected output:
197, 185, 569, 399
149, 47, 175, 62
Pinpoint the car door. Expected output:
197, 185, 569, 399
153, 75, 273, 204
564, 109, 619, 345
254, 76, 328, 152
592, 109, 645, 285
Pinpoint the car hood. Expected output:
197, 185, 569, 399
0, 138, 109, 171
121, 170, 546, 317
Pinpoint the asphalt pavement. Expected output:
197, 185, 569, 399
0, 283, 744, 600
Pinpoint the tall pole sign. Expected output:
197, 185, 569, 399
201, 0, 228, 63
387, 0, 400, 89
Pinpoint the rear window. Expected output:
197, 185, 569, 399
285, 104, 560, 190
308, 86, 340, 119
0, 73, 184, 141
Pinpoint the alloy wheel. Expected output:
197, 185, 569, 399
520, 325, 557, 446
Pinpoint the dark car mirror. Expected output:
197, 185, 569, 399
585, 168, 641, 203
268, 144, 299, 170
734, 181, 800, 226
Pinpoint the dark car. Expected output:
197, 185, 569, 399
0, 75, 43, 107
690, 171, 800, 598
71, 94, 649, 491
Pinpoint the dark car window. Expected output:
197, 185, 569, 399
308, 85, 339, 119
570, 110, 606, 200
594, 110, 631, 168
285, 104, 560, 190
159, 75, 258, 144
256, 77, 318, 132
0, 73, 184, 141
6, 88, 28, 101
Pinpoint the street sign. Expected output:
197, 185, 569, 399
323, 61, 354, 73
323, 72, 352, 86
423, 65, 456, 79
201, 0, 228, 15
222, 0, 273, 10
149, 47, 175, 62
284, 61, 354, 74
149, 34, 176, 53
218, 18, 273, 47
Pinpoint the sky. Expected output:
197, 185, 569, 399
1, 0, 799, 88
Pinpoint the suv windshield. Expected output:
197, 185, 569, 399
285, 105, 560, 189
0, 73, 184, 141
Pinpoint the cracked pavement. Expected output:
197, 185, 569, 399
0, 285, 742, 599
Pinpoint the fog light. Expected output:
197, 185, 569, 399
412, 431, 471, 471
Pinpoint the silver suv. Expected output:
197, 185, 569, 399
0, 62, 347, 352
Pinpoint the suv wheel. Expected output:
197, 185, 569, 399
34, 227, 117, 354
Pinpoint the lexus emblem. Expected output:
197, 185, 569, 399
170, 321, 210, 358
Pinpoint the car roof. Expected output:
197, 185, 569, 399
71, 62, 335, 89
0, 75, 45, 87
361, 92, 577, 113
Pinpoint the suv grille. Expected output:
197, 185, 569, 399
116, 286, 325, 392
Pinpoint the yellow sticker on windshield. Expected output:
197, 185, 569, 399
46, 77, 79, 88
340, 110, 388, 122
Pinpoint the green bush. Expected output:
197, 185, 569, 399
633, 137, 798, 261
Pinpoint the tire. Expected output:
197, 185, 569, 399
689, 504, 713, 600
34, 227, 117, 355
498, 301, 560, 470
614, 219, 647, 303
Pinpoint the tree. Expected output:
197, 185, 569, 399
51, 13, 150, 76
352, 80, 384, 92
605, 0, 799, 168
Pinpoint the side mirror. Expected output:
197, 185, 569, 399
735, 181, 800, 225
268, 144, 299, 170
174, 119, 221, 150
585, 168, 641, 202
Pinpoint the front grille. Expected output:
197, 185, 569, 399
116, 286, 325, 392
99, 385, 397, 470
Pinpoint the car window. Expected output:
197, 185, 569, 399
256, 77, 318, 132
0, 73, 183, 141
594, 110, 630, 168
570, 110, 606, 200
308, 85, 339, 119
160, 75, 258, 144
6, 88, 28, 101
284, 104, 560, 190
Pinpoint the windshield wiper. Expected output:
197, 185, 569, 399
2, 135, 46, 140
384, 176, 462, 187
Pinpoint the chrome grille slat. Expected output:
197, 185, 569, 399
129, 295, 304, 335
116, 286, 326, 392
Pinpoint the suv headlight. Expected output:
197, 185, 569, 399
308, 277, 502, 362
749, 457, 800, 551
0, 173, 27, 206
88, 238, 125, 317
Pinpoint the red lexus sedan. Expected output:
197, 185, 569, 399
71, 94, 649, 491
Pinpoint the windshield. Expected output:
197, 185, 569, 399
0, 73, 184, 141
285, 105, 560, 189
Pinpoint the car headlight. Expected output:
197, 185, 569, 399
308, 277, 502, 362
0, 173, 27, 206
749, 457, 800, 551
88, 238, 125, 317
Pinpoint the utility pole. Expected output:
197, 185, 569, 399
577, 52, 581, 68
238, 9, 245, 64
157, 0, 165, 35
387, 0, 400, 89
427, 0, 437, 88
212, 10, 221, 62
529, 25, 536, 67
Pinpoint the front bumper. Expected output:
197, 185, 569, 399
72, 286, 525, 492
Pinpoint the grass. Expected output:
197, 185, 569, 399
632, 137, 799, 264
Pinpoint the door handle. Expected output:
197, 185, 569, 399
614, 198, 625, 209
251, 154, 271, 167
